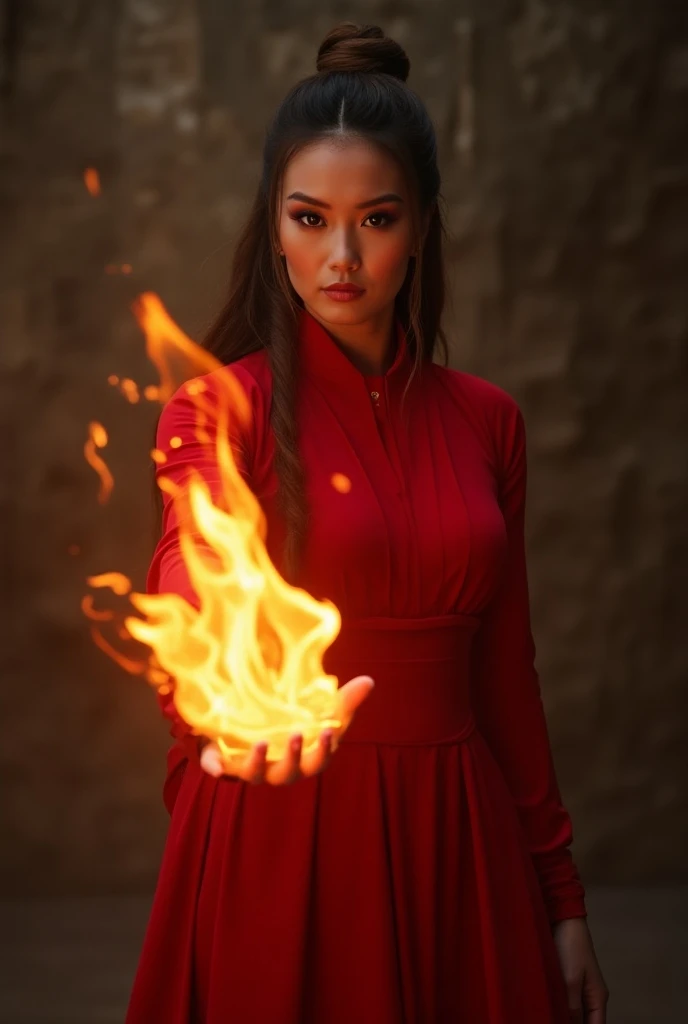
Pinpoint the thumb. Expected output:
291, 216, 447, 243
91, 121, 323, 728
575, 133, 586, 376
335, 675, 375, 733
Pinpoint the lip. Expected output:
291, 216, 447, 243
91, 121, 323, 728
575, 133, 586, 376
323, 284, 365, 302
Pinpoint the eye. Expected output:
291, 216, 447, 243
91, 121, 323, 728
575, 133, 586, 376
290, 210, 397, 228
295, 211, 324, 228
364, 212, 396, 227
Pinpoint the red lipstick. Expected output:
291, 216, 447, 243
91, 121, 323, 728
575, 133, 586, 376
322, 283, 365, 302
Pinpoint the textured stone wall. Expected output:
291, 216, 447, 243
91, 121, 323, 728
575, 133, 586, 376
1, 0, 686, 894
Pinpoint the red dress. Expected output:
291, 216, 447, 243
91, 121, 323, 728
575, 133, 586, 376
126, 307, 587, 1024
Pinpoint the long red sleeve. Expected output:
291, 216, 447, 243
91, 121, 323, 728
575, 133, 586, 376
470, 398, 587, 925
146, 372, 254, 809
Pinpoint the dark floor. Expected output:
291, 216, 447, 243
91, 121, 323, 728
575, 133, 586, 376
0, 887, 685, 1022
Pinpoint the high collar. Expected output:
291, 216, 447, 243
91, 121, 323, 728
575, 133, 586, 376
298, 306, 413, 390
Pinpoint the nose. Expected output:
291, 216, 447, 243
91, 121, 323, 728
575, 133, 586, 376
328, 230, 361, 272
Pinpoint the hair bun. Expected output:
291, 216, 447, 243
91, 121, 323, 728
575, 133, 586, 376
316, 22, 410, 83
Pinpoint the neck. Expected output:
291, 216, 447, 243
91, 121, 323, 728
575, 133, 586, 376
303, 304, 396, 376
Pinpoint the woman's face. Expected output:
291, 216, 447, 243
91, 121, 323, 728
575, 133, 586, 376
277, 138, 417, 331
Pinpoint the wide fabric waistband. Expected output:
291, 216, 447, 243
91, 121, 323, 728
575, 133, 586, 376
326, 612, 480, 663
323, 613, 480, 747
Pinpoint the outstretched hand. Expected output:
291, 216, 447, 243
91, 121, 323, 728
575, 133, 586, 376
199, 674, 375, 785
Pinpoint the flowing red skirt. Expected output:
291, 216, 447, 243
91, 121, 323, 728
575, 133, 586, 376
126, 615, 570, 1023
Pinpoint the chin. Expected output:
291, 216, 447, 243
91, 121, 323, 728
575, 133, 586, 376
311, 296, 376, 324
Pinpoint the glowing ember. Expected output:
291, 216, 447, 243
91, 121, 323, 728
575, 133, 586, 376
86, 292, 343, 766
108, 374, 142, 403
119, 378, 140, 403
84, 422, 114, 504
331, 472, 352, 494
105, 264, 134, 275
84, 167, 100, 196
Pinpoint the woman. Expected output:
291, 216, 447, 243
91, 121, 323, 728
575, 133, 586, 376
126, 22, 609, 1024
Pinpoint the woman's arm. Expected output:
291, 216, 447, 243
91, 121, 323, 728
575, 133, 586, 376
470, 396, 587, 926
146, 372, 254, 805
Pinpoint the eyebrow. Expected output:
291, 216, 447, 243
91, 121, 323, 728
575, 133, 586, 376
286, 191, 404, 210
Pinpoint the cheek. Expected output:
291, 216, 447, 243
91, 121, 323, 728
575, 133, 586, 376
281, 223, 317, 271
367, 235, 413, 290
372, 238, 411, 272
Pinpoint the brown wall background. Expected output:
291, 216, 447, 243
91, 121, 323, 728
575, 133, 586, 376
1, 0, 686, 895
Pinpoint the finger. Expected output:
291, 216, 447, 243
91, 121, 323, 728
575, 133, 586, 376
566, 987, 583, 1024
244, 741, 269, 785
585, 1006, 606, 1024
563, 972, 584, 1024
300, 729, 334, 777
266, 733, 303, 785
335, 675, 375, 736
200, 742, 225, 777
583, 982, 609, 1024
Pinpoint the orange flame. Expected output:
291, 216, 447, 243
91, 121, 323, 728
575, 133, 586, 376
86, 292, 342, 766
131, 291, 221, 405
87, 572, 132, 596
90, 626, 147, 676
81, 595, 114, 622
84, 422, 114, 504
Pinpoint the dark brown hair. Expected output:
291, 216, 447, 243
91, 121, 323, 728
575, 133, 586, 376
191, 23, 449, 580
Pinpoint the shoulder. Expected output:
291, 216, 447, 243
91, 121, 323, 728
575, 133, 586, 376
225, 349, 274, 398
196, 349, 273, 406
431, 363, 520, 416
157, 349, 273, 452
160, 350, 271, 418
430, 364, 525, 458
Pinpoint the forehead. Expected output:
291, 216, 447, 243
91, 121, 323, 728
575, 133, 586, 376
281, 138, 407, 200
